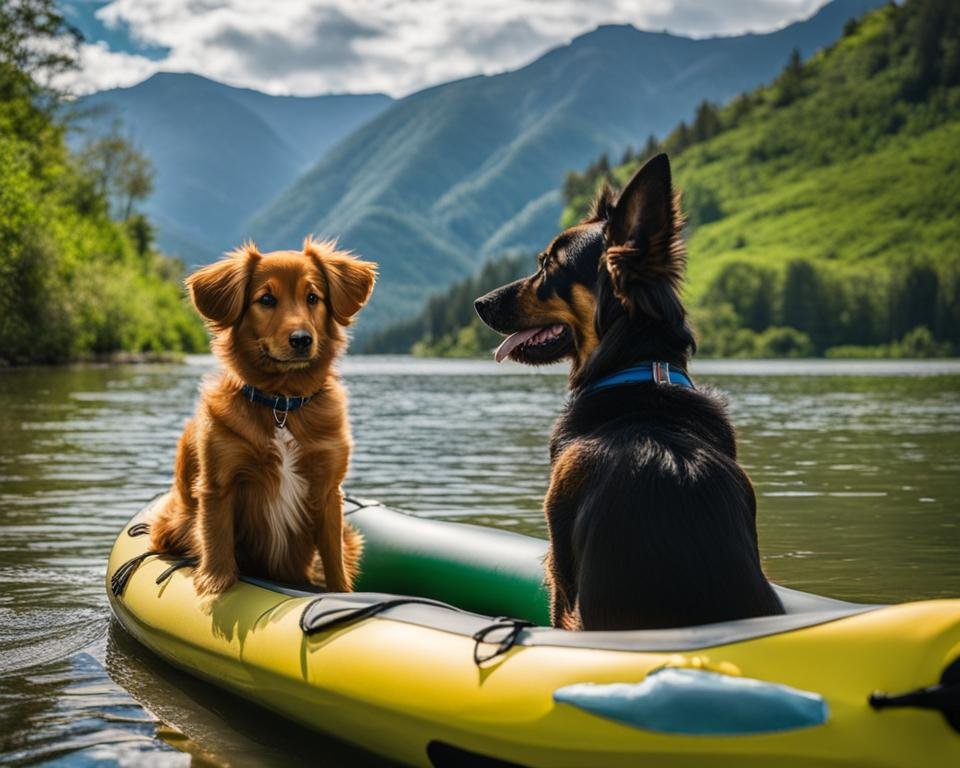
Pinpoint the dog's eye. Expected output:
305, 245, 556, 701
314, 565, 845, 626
257, 294, 277, 307
307, 292, 320, 305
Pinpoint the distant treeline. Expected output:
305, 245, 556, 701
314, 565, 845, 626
0, 1, 205, 364
693, 258, 959, 358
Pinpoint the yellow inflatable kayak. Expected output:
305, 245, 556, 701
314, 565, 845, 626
107, 495, 960, 767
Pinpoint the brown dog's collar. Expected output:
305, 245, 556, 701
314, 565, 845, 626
240, 384, 322, 428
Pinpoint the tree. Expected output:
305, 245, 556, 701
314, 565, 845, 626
756, 327, 813, 357
781, 259, 829, 349
0, 0, 80, 102
126, 214, 154, 258
79, 128, 155, 221
664, 121, 691, 154
889, 261, 939, 340
775, 48, 805, 106
682, 183, 724, 228
691, 100, 722, 142
728, 93, 754, 126
640, 134, 660, 162
703, 262, 774, 331
935, 266, 960, 346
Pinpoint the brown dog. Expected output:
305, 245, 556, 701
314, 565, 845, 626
150, 237, 376, 596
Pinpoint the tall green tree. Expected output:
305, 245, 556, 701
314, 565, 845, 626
703, 262, 775, 331
691, 101, 722, 142
889, 261, 939, 339
80, 127, 156, 221
781, 260, 829, 350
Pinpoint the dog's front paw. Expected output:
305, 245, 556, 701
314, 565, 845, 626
193, 565, 237, 596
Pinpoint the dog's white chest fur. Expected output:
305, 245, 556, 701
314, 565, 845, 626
264, 428, 309, 566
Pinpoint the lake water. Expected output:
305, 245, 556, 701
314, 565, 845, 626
1, 355, 958, 765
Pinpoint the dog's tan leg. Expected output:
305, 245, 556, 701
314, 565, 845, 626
193, 484, 238, 595
544, 533, 578, 629
544, 446, 586, 629
312, 485, 351, 592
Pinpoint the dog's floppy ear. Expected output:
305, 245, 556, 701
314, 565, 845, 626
604, 153, 685, 313
304, 238, 377, 325
186, 242, 260, 329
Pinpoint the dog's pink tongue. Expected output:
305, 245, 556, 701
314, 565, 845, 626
494, 327, 542, 363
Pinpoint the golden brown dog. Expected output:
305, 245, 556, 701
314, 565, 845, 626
150, 237, 376, 596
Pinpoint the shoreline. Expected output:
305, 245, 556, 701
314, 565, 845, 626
0, 351, 188, 370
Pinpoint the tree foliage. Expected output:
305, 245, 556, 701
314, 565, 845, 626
79, 126, 156, 221
0, 0, 205, 364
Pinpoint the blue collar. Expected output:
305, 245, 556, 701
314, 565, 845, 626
584, 362, 695, 394
241, 384, 318, 428
241, 384, 315, 411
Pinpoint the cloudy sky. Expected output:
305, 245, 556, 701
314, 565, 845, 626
61, 0, 832, 97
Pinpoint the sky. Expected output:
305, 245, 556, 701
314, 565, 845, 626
60, 0, 833, 97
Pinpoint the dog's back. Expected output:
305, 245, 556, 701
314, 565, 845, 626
551, 384, 783, 630
475, 154, 784, 631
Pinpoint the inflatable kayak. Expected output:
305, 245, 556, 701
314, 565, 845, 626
107, 494, 960, 767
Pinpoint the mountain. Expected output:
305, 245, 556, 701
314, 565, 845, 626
247, 0, 885, 330
371, 0, 960, 357
74, 73, 392, 264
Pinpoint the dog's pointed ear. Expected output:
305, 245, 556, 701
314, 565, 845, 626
604, 153, 684, 311
186, 242, 260, 329
304, 238, 377, 325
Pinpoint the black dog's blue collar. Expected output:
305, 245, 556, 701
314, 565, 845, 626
585, 362, 695, 393
241, 384, 314, 412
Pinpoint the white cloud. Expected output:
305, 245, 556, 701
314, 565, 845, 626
66, 0, 827, 96
58, 40, 162, 95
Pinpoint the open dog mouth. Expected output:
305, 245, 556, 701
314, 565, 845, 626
494, 324, 573, 364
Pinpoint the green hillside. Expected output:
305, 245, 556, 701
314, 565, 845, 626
248, 0, 883, 332
371, 0, 960, 358
0, 2, 205, 364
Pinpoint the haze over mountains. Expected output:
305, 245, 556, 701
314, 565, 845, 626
76, 74, 391, 262
78, 0, 883, 330
247, 0, 883, 328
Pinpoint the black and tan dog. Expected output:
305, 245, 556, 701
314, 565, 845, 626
475, 154, 783, 631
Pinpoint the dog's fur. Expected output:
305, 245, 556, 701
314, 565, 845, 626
475, 154, 783, 631
151, 237, 376, 596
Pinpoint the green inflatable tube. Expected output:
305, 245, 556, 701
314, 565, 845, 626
346, 498, 551, 625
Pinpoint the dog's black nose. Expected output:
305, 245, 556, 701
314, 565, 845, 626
289, 330, 312, 351
474, 294, 492, 324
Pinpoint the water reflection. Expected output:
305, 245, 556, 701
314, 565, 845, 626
0, 356, 958, 764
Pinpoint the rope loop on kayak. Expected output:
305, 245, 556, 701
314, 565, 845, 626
127, 522, 151, 537
155, 556, 198, 585
472, 618, 535, 666
110, 551, 160, 597
300, 595, 466, 635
